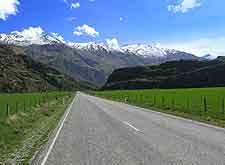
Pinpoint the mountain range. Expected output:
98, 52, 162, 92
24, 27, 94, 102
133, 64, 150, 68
0, 32, 200, 86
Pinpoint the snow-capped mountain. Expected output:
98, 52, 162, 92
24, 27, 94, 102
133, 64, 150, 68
68, 42, 191, 59
119, 44, 182, 58
68, 42, 113, 53
120, 44, 166, 57
0, 33, 64, 46
0, 31, 198, 59
0, 31, 200, 85
202, 54, 217, 60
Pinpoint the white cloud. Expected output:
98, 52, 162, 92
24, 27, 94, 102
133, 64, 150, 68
0, 0, 20, 20
160, 37, 225, 58
73, 24, 99, 37
106, 38, 119, 48
89, 0, 95, 2
168, 0, 201, 13
119, 17, 123, 22
11, 27, 44, 41
73, 31, 83, 36
66, 17, 77, 21
71, 2, 80, 9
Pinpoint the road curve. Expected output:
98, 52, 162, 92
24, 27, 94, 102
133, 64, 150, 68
36, 92, 225, 165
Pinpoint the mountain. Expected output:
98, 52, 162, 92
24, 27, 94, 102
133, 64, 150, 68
103, 57, 225, 90
202, 54, 217, 60
0, 32, 200, 86
0, 33, 64, 46
0, 44, 87, 92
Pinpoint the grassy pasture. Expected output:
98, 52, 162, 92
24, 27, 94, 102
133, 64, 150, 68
90, 87, 225, 127
0, 92, 71, 118
0, 91, 73, 163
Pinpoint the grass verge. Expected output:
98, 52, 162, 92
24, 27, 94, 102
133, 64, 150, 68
0, 93, 74, 164
90, 88, 225, 128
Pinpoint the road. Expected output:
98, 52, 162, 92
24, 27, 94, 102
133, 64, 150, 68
36, 92, 225, 165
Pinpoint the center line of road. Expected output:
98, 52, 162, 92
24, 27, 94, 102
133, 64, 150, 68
123, 121, 140, 132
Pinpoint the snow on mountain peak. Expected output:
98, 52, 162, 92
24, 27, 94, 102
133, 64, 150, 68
68, 42, 114, 53
0, 27, 64, 46
202, 54, 217, 60
119, 44, 169, 58
0, 27, 194, 59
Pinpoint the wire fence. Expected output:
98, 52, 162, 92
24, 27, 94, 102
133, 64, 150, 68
0, 92, 71, 118
92, 88, 225, 121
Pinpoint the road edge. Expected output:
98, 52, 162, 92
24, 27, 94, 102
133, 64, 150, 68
30, 93, 77, 165
86, 93, 225, 133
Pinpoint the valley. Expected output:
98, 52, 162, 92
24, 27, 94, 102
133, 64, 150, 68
1, 1, 224, 164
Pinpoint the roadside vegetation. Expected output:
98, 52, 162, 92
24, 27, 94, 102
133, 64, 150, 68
90, 87, 225, 127
0, 92, 74, 164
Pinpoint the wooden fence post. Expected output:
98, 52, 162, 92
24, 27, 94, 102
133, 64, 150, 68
222, 97, 224, 114
172, 99, 175, 109
16, 102, 18, 113
24, 102, 26, 113
162, 96, 165, 107
186, 98, 190, 110
203, 97, 207, 112
30, 100, 32, 111
6, 104, 9, 116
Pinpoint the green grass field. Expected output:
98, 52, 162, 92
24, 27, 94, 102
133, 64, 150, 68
90, 87, 225, 127
0, 92, 71, 118
0, 91, 73, 163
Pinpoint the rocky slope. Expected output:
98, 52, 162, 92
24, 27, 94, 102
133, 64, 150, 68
0, 44, 86, 92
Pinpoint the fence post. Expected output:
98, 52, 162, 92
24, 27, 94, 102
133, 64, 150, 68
63, 97, 65, 105
24, 102, 26, 113
16, 102, 18, 113
222, 97, 224, 114
30, 100, 32, 111
203, 97, 207, 112
34, 98, 37, 107
186, 98, 190, 111
162, 96, 165, 107
172, 99, 175, 109
6, 104, 9, 116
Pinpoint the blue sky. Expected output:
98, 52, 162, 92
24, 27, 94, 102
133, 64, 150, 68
0, 0, 225, 56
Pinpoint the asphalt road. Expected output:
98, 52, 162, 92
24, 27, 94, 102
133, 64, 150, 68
38, 92, 225, 165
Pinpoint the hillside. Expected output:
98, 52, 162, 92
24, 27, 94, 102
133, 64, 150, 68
0, 44, 86, 92
103, 57, 225, 90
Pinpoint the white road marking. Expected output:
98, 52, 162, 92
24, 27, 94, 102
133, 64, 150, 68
41, 95, 77, 165
123, 121, 140, 132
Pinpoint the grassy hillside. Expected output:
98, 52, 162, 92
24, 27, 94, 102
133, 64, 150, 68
0, 44, 86, 92
103, 58, 225, 90
91, 87, 225, 127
